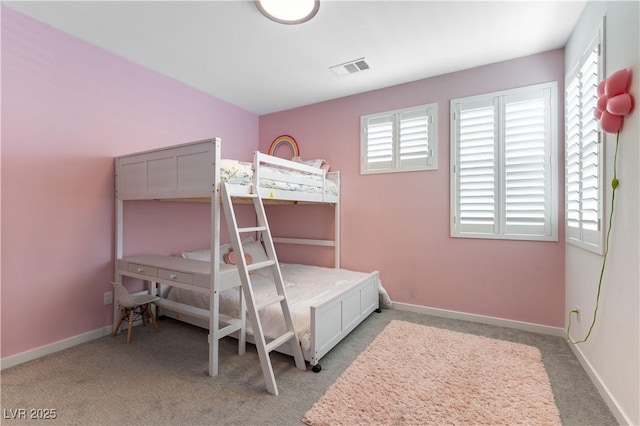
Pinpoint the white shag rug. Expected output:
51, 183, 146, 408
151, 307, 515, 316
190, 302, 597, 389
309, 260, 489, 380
303, 320, 561, 426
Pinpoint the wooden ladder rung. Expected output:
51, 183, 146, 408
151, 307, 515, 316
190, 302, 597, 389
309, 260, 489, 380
246, 260, 276, 272
256, 295, 285, 312
229, 192, 258, 199
238, 226, 267, 234
218, 317, 243, 338
265, 331, 295, 353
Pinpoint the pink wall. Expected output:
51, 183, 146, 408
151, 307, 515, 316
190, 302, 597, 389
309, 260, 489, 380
1, 8, 566, 362
1, 8, 258, 358
260, 50, 566, 327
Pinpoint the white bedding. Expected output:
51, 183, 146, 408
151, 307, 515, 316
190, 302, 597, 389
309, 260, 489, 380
219, 159, 338, 195
166, 263, 391, 351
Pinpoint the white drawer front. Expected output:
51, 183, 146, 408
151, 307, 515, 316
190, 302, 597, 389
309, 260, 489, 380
128, 263, 158, 277
158, 268, 194, 284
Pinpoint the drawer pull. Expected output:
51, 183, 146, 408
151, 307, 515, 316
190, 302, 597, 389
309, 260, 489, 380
127, 263, 157, 277
157, 268, 192, 284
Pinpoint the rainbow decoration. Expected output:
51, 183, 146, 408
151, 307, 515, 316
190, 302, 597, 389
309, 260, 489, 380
268, 135, 300, 159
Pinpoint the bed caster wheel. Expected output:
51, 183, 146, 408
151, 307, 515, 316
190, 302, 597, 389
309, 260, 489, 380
311, 364, 322, 373
375, 308, 382, 313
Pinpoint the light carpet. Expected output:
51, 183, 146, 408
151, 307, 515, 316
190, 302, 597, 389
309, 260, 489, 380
302, 320, 561, 425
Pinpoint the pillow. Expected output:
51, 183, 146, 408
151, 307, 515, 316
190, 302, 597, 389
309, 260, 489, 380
292, 158, 330, 171
182, 249, 209, 261
181, 242, 234, 262
302, 159, 324, 168
223, 250, 253, 265
181, 237, 256, 263
242, 240, 269, 263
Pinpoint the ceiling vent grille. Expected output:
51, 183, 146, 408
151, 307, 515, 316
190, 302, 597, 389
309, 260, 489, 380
330, 57, 371, 77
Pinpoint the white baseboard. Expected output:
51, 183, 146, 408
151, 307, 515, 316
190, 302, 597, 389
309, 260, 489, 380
0, 326, 113, 370
568, 341, 631, 426
392, 302, 565, 337
1, 303, 628, 424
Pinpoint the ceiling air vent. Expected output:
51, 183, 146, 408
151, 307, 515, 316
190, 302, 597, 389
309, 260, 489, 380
330, 57, 372, 77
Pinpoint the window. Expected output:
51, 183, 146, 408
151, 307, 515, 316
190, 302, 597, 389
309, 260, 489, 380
450, 82, 558, 241
565, 22, 605, 254
361, 104, 437, 174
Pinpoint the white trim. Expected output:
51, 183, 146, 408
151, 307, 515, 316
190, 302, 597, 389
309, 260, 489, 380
568, 341, 631, 425
3, 302, 626, 424
0, 326, 112, 370
392, 302, 565, 337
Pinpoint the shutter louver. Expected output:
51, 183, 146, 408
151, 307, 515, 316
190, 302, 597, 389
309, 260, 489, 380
457, 103, 496, 233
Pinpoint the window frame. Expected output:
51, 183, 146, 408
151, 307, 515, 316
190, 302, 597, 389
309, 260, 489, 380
360, 103, 438, 175
450, 82, 559, 242
565, 20, 605, 255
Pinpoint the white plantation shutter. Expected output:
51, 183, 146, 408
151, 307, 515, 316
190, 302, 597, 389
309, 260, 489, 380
566, 75, 581, 236
361, 104, 437, 174
365, 114, 394, 171
580, 52, 601, 235
504, 90, 551, 236
456, 99, 497, 234
451, 82, 558, 241
565, 31, 604, 254
399, 108, 431, 169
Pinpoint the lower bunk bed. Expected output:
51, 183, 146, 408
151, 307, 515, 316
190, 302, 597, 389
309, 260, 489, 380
157, 242, 392, 371
115, 137, 391, 389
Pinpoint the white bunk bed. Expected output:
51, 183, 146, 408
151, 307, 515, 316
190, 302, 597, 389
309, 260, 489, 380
114, 137, 383, 383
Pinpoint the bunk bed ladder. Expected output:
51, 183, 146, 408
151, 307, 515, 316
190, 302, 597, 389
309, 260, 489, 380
220, 182, 306, 395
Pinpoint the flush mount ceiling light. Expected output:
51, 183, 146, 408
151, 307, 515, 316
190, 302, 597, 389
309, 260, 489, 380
256, 0, 319, 25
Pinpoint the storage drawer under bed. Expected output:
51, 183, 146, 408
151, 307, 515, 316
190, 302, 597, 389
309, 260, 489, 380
117, 255, 241, 291
127, 263, 157, 277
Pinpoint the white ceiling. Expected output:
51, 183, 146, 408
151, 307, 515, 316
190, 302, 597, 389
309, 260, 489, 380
4, 0, 586, 115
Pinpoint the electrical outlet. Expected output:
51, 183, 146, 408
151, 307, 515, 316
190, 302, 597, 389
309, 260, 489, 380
104, 291, 113, 305
574, 306, 581, 322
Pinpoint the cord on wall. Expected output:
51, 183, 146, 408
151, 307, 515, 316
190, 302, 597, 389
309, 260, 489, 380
566, 131, 620, 344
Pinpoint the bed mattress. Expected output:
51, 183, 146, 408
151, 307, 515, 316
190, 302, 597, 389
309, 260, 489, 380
167, 263, 389, 351
220, 159, 338, 195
